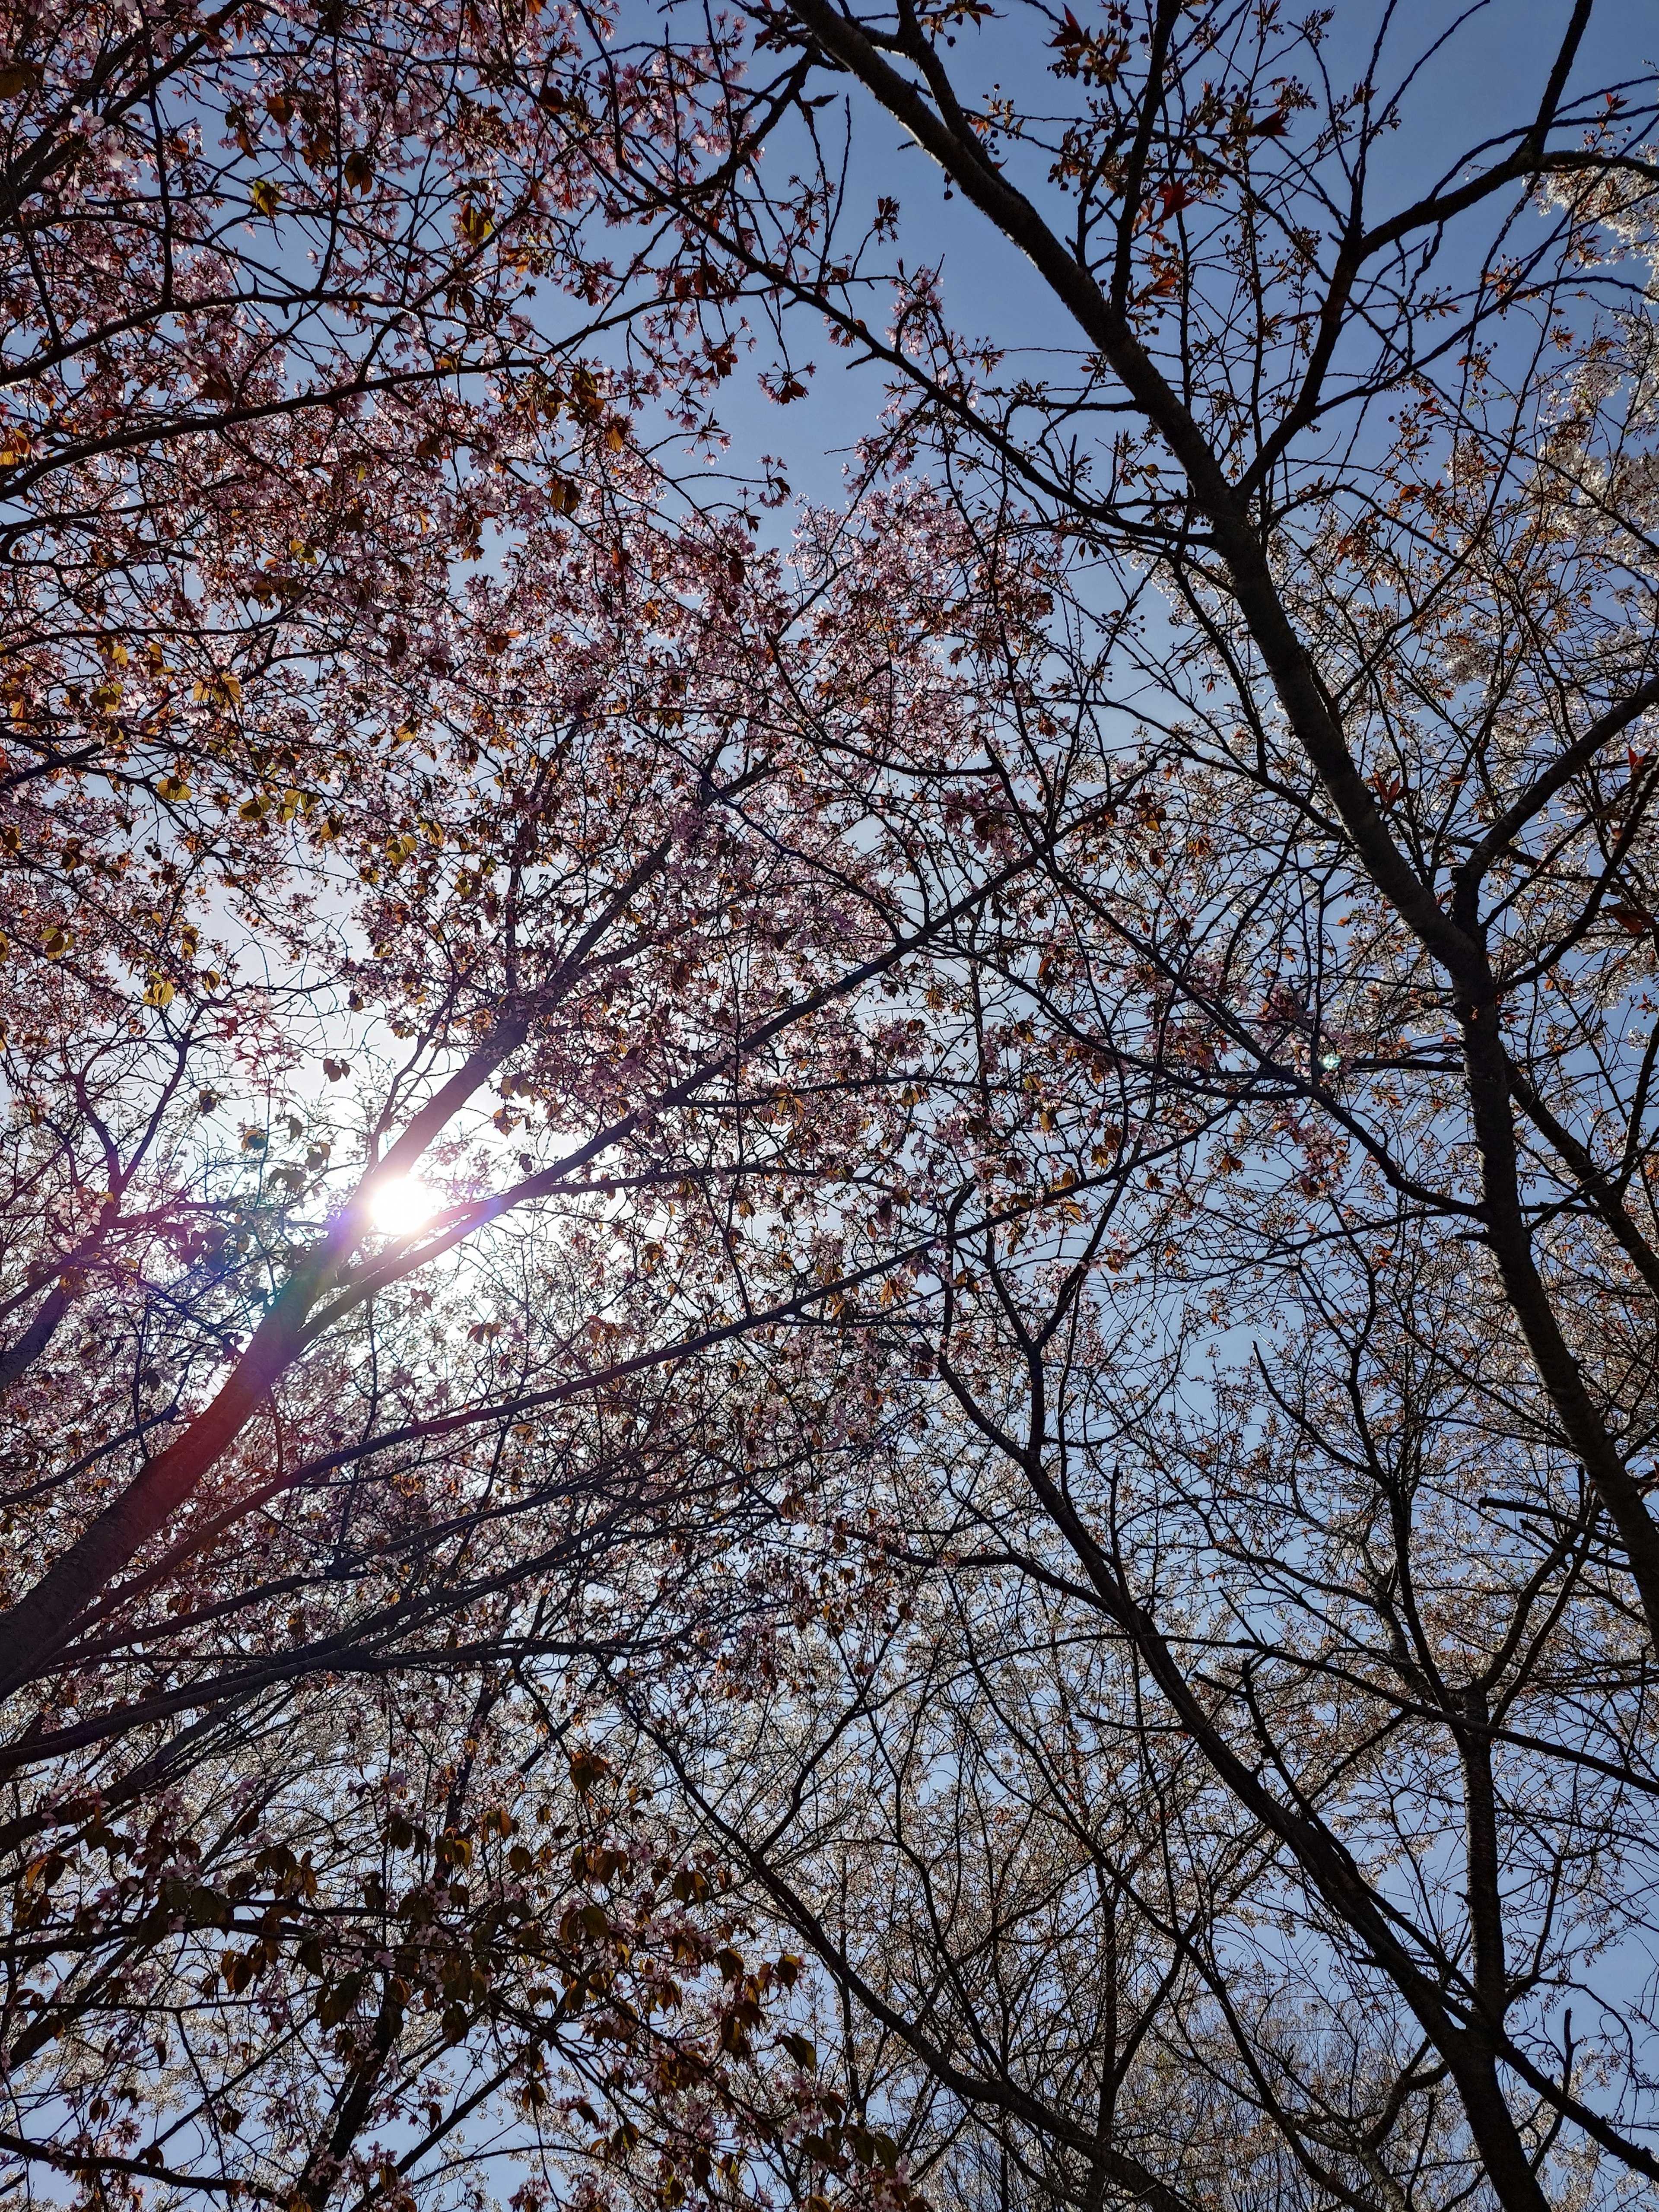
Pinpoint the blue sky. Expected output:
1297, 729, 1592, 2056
672, 0, 1658, 506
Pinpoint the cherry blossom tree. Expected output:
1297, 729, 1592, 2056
0, 6, 1109, 2198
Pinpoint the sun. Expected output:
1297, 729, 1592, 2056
369, 1176, 439, 1236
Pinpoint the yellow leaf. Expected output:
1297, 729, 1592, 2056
250, 178, 281, 219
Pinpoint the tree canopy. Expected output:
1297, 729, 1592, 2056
2, 4, 1658, 2209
